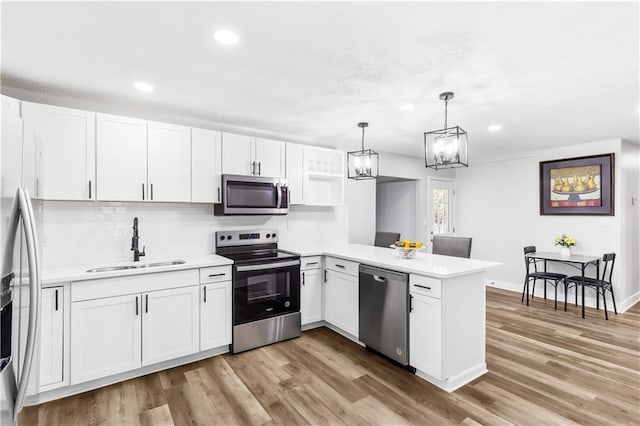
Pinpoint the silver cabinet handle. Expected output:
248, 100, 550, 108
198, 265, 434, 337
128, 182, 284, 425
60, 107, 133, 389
258, 162, 261, 176
203, 286, 207, 303
302, 271, 305, 286
217, 187, 221, 202
89, 180, 92, 199
414, 284, 432, 290
55, 289, 59, 311
409, 294, 414, 312
142, 183, 145, 200
335, 264, 345, 269
251, 161, 256, 175
145, 294, 149, 313
136, 296, 139, 315
208, 273, 226, 278
305, 262, 319, 266
150, 183, 154, 201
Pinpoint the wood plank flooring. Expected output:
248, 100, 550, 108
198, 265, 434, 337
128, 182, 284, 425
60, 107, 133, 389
21, 287, 640, 425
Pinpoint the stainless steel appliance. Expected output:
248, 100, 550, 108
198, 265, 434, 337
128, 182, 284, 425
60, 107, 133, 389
2, 96, 42, 426
216, 230, 300, 353
359, 265, 409, 365
214, 175, 288, 216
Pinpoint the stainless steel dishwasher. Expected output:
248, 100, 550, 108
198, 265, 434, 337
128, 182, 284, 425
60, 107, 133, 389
359, 264, 409, 366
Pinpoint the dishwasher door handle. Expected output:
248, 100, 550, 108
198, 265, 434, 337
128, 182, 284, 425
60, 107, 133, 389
373, 275, 387, 283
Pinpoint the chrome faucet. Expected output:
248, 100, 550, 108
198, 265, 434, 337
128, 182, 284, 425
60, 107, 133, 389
131, 217, 146, 262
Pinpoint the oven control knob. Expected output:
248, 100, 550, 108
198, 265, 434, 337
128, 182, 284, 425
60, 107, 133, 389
284, 301, 291, 308
227, 235, 232, 240
272, 233, 277, 238
219, 236, 225, 240
266, 233, 271, 238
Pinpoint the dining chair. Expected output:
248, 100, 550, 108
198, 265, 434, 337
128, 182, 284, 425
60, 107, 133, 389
564, 253, 617, 320
374, 232, 401, 248
523, 246, 567, 309
432, 235, 472, 258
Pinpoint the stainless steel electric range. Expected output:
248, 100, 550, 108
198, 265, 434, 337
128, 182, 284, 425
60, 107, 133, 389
215, 229, 301, 353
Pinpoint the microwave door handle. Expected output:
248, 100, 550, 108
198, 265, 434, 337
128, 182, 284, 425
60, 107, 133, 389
276, 183, 282, 208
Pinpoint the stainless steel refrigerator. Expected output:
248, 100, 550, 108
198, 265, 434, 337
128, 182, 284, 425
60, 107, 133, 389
1, 95, 42, 426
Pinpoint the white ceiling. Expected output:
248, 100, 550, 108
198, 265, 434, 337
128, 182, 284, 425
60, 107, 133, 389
2, 2, 638, 161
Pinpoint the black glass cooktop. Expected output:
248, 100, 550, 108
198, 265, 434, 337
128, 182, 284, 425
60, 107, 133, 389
218, 249, 299, 264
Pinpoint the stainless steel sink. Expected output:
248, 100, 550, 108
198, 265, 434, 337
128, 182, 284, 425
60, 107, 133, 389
86, 265, 138, 273
138, 260, 186, 268
86, 260, 186, 273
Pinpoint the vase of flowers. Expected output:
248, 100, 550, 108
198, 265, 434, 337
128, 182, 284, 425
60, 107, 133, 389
554, 234, 576, 256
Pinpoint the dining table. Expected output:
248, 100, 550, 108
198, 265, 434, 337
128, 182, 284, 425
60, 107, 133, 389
524, 251, 601, 318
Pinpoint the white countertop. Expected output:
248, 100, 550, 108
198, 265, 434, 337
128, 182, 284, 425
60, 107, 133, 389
282, 243, 501, 279
41, 254, 233, 285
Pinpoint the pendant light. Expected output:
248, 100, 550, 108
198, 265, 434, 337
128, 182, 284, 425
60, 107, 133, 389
424, 92, 468, 170
348, 122, 379, 180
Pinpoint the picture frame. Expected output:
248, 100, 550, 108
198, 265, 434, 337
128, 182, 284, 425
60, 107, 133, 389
539, 153, 614, 216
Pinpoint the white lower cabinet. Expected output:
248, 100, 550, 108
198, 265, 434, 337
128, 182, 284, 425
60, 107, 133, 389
39, 287, 64, 388
409, 292, 442, 379
301, 268, 322, 325
200, 281, 232, 351
142, 286, 200, 366
70, 294, 142, 385
323, 269, 358, 338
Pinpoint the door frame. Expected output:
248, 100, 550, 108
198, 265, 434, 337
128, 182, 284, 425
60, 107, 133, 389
427, 176, 456, 242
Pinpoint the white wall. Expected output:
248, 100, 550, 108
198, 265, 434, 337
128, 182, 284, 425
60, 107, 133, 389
39, 202, 348, 268
376, 180, 417, 241
456, 138, 640, 312
347, 150, 453, 245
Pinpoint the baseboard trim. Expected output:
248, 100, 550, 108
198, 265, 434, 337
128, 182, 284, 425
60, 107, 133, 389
415, 363, 488, 393
302, 320, 325, 331
487, 280, 639, 314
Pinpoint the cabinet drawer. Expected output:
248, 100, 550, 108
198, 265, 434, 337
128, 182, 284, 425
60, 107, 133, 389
300, 256, 322, 271
325, 256, 359, 276
409, 274, 442, 299
200, 266, 232, 283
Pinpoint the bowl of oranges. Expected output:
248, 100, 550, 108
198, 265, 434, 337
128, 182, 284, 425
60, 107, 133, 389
391, 240, 424, 259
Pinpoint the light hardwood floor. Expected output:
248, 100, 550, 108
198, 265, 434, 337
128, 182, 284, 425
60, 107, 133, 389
21, 287, 640, 425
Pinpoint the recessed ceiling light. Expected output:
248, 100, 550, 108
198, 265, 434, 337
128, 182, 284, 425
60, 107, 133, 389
214, 29, 239, 46
488, 124, 503, 132
133, 82, 154, 93
399, 103, 414, 111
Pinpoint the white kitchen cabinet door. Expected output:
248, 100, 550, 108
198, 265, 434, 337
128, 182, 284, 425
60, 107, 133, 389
96, 113, 148, 201
255, 138, 284, 178
323, 269, 358, 338
409, 293, 442, 379
221, 133, 254, 175
301, 269, 322, 325
200, 281, 231, 351
39, 287, 64, 388
70, 294, 141, 385
142, 286, 200, 366
147, 122, 191, 202
285, 143, 304, 204
22, 102, 96, 201
192, 128, 222, 203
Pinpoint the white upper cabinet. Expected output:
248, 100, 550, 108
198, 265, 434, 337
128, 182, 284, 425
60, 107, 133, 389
221, 133, 284, 178
255, 138, 285, 178
221, 133, 254, 175
147, 122, 191, 202
22, 102, 96, 200
284, 143, 344, 206
97, 115, 191, 202
191, 128, 222, 203
96, 113, 148, 201
285, 143, 305, 205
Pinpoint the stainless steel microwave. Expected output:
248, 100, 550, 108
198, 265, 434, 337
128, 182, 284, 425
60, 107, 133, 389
214, 174, 289, 215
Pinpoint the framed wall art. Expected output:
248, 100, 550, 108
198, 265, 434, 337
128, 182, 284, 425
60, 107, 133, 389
539, 153, 614, 216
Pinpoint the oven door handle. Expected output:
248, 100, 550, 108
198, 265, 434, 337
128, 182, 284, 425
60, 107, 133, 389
236, 260, 300, 272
